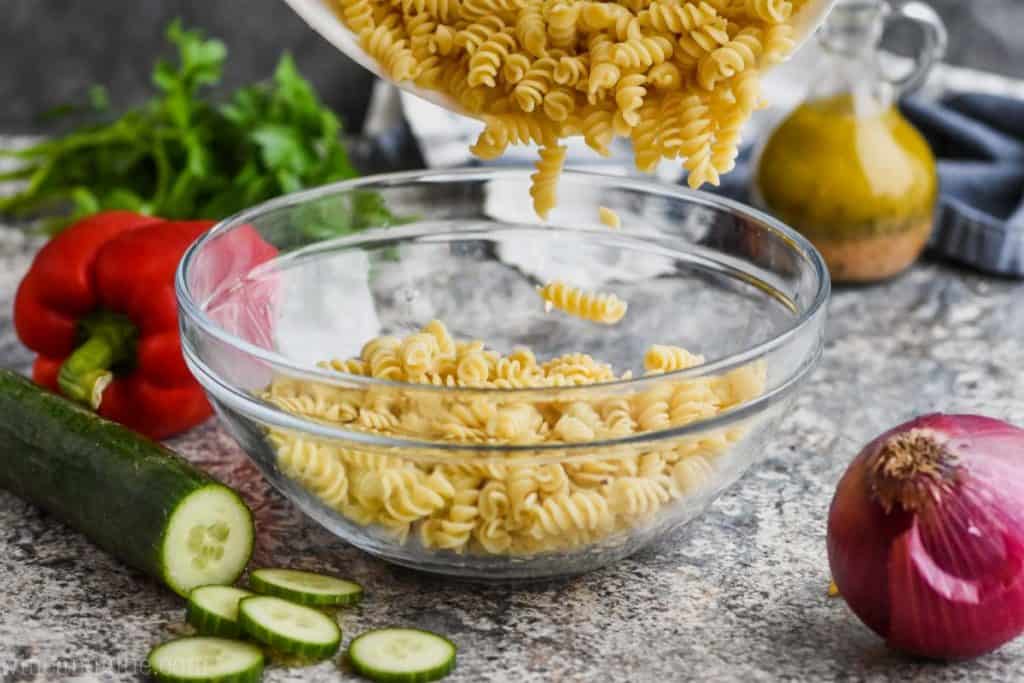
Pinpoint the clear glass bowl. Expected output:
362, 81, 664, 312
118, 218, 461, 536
176, 169, 830, 580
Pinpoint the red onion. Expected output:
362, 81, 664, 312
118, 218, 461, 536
827, 414, 1024, 660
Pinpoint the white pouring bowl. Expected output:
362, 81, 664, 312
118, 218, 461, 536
283, 0, 837, 115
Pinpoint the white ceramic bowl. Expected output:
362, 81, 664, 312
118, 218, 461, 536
282, 0, 837, 115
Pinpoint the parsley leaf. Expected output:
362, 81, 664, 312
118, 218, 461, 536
0, 21, 366, 235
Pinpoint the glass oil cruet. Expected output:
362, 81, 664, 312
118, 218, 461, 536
754, 0, 947, 283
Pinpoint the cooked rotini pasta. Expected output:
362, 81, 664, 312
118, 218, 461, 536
644, 344, 706, 373
746, 0, 792, 24
529, 145, 568, 217
697, 26, 763, 91
262, 320, 768, 555
538, 280, 628, 324
331, 0, 804, 216
598, 206, 621, 229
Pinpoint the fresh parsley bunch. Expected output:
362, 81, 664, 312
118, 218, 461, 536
0, 21, 361, 233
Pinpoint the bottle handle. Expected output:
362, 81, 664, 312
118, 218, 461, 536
883, 1, 948, 96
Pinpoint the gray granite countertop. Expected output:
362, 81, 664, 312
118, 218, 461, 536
2, 219, 1024, 682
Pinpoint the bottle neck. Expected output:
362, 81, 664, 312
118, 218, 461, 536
811, 1, 894, 115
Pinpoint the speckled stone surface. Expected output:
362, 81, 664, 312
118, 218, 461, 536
3, 220, 1024, 682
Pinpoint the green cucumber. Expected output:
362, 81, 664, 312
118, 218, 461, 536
348, 628, 456, 683
0, 369, 254, 597
187, 586, 254, 638
238, 595, 341, 659
148, 637, 264, 683
250, 568, 363, 606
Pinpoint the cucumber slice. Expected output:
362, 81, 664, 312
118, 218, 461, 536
348, 628, 456, 683
163, 487, 255, 597
187, 586, 254, 638
238, 596, 341, 659
250, 568, 363, 606
148, 637, 263, 683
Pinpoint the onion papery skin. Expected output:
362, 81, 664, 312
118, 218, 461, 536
828, 414, 1024, 660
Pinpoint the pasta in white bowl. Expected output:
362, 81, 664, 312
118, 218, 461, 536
283, 0, 835, 217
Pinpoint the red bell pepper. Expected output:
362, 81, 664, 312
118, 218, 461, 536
14, 211, 277, 440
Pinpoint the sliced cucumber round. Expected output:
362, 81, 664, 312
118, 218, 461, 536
162, 485, 255, 597
348, 628, 456, 683
250, 568, 363, 607
187, 586, 254, 638
238, 595, 341, 659
148, 636, 263, 683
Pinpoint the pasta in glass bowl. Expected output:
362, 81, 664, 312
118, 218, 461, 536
176, 169, 829, 580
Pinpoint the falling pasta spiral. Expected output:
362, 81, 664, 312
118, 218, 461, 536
537, 280, 629, 324
529, 145, 568, 218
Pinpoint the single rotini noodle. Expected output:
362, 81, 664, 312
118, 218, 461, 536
538, 280, 628, 324
455, 16, 506, 54
412, 0, 462, 22
528, 490, 614, 540
600, 395, 636, 436
608, 476, 673, 519
586, 33, 621, 101
631, 98, 663, 172
675, 17, 731, 66
430, 24, 458, 55
579, 2, 642, 41
676, 90, 719, 188
612, 35, 675, 71
554, 55, 589, 88
461, 0, 527, 21
697, 26, 763, 90
276, 435, 349, 510
647, 61, 682, 89
360, 19, 418, 82
514, 56, 560, 112
405, 12, 439, 60
581, 105, 616, 156
655, 90, 686, 156
763, 22, 795, 65
704, 0, 748, 17
644, 345, 705, 373
673, 454, 715, 493
746, 0, 792, 24
614, 72, 647, 130
542, 88, 576, 122
542, 352, 617, 384
338, 0, 376, 34
639, 0, 719, 34
420, 489, 480, 551
546, 2, 581, 50
502, 51, 533, 83
515, 0, 548, 57
486, 403, 545, 441
400, 332, 442, 378
529, 144, 568, 219
474, 517, 512, 554
468, 30, 519, 87
598, 206, 621, 229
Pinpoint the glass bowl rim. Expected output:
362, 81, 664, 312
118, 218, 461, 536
175, 168, 830, 450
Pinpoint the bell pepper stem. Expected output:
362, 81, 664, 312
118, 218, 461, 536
57, 312, 137, 410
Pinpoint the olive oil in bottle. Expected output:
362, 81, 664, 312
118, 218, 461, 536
755, 0, 946, 283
